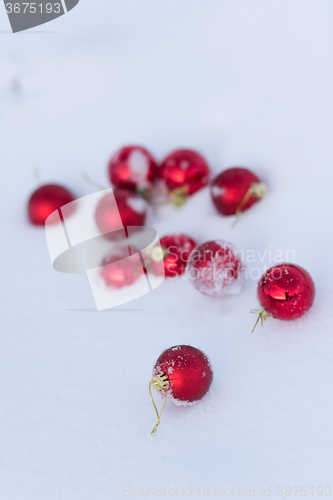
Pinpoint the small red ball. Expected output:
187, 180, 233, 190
158, 149, 210, 196
152, 345, 213, 404
100, 246, 143, 288
211, 167, 266, 216
108, 146, 157, 191
150, 234, 197, 277
95, 188, 147, 239
187, 240, 244, 297
28, 184, 75, 225
258, 263, 315, 320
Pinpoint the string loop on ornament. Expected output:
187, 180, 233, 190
250, 308, 270, 333
170, 186, 189, 207
232, 182, 267, 228
149, 372, 170, 435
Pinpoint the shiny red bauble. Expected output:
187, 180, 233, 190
158, 149, 210, 198
108, 145, 157, 191
211, 167, 266, 216
100, 246, 143, 288
150, 234, 197, 277
95, 188, 147, 239
257, 263, 315, 320
152, 345, 213, 404
28, 184, 75, 225
187, 240, 244, 297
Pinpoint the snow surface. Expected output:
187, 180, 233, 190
1, 1, 333, 498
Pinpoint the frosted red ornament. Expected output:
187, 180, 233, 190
149, 345, 213, 434
158, 149, 210, 204
100, 245, 143, 288
95, 188, 147, 240
187, 240, 244, 297
108, 145, 157, 192
211, 167, 266, 216
150, 234, 197, 277
252, 263, 315, 331
28, 184, 75, 225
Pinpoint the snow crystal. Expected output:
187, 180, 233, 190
126, 196, 147, 214
127, 149, 150, 186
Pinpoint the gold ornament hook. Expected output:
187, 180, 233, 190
232, 182, 267, 228
149, 372, 170, 435
170, 186, 189, 207
250, 308, 270, 333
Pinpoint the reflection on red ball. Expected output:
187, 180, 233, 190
100, 246, 143, 288
95, 188, 147, 239
211, 167, 265, 216
188, 240, 244, 297
28, 184, 75, 225
158, 149, 210, 196
108, 145, 157, 191
150, 234, 197, 277
258, 263, 315, 320
152, 345, 213, 404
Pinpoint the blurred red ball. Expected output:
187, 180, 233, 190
101, 246, 143, 288
150, 234, 197, 277
188, 240, 244, 297
258, 263, 315, 320
152, 345, 213, 404
95, 188, 147, 240
28, 184, 75, 225
211, 167, 266, 216
158, 149, 210, 197
108, 146, 157, 191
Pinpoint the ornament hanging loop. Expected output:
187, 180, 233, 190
150, 246, 169, 263
232, 182, 267, 228
170, 186, 189, 207
250, 308, 270, 333
149, 372, 170, 435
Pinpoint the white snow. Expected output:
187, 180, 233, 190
1, 1, 333, 498
126, 195, 148, 214
127, 149, 150, 186
211, 185, 226, 198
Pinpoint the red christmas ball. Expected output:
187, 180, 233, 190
95, 188, 147, 240
158, 149, 210, 201
152, 345, 213, 405
100, 245, 143, 288
108, 146, 157, 191
187, 240, 244, 297
150, 234, 197, 277
28, 184, 75, 225
211, 167, 266, 216
257, 263, 315, 321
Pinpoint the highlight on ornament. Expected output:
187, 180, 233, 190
251, 263, 315, 332
149, 345, 213, 435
